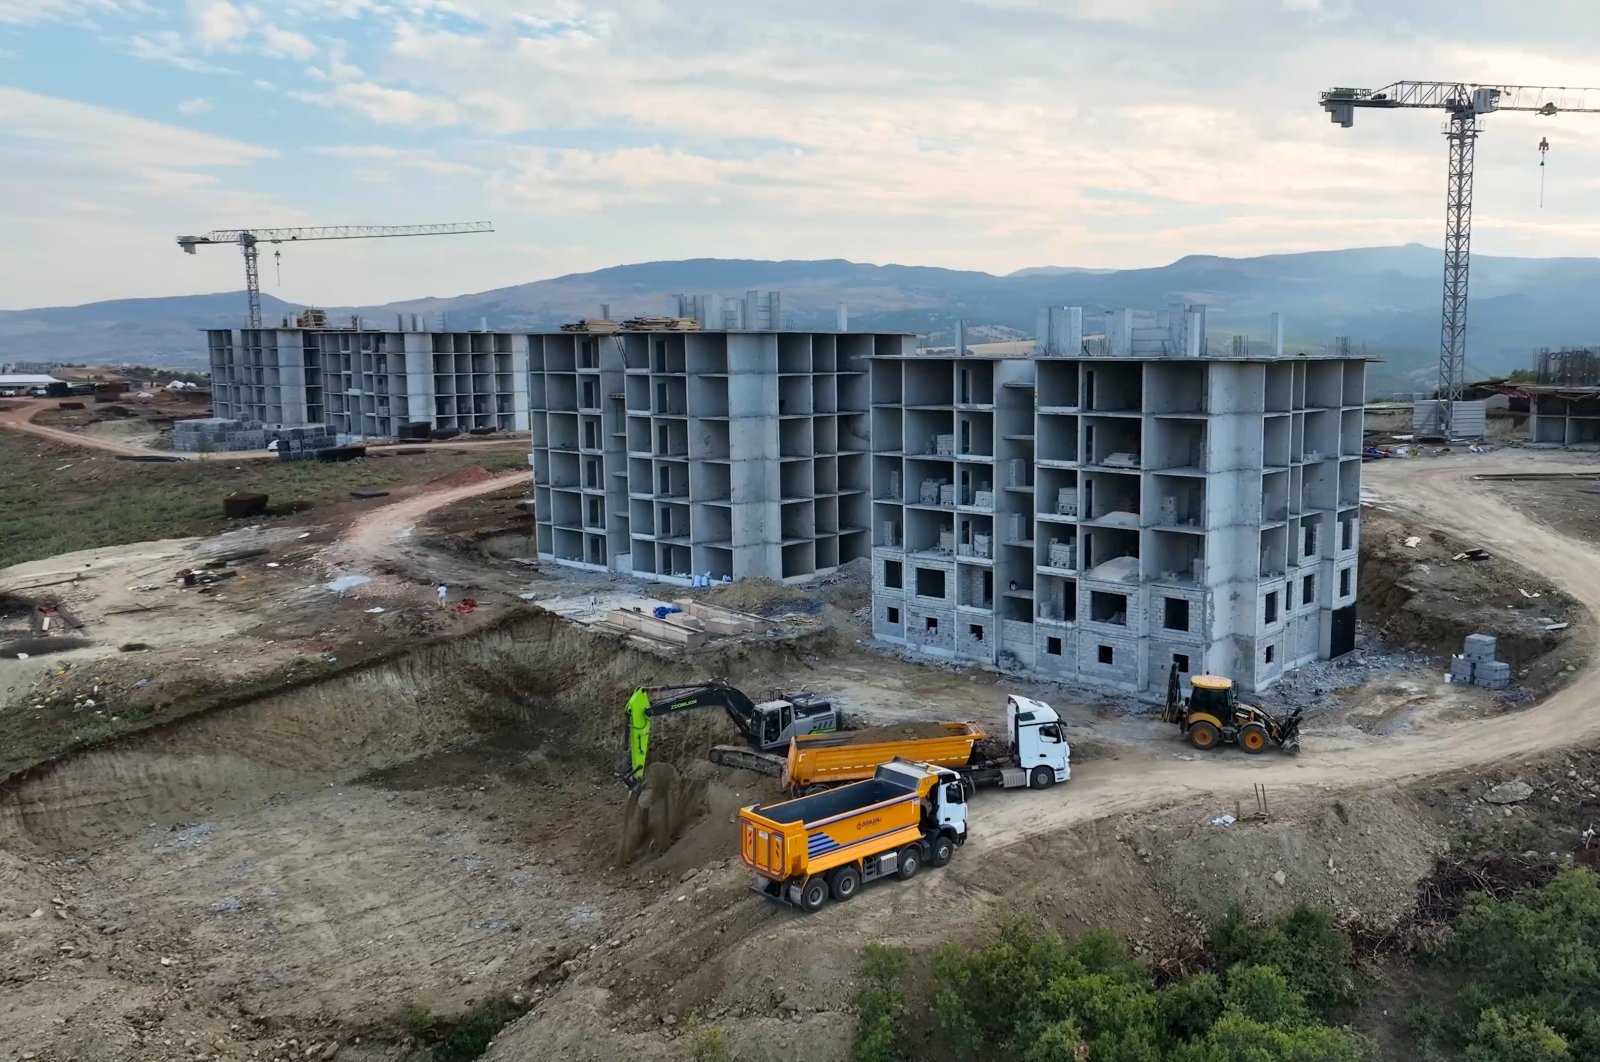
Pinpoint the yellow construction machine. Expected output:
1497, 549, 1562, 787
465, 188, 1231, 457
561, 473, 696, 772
1162, 669, 1301, 754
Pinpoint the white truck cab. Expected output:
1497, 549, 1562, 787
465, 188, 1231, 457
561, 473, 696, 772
1007, 695, 1072, 787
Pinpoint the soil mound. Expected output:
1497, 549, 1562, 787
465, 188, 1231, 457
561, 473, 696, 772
426, 465, 495, 490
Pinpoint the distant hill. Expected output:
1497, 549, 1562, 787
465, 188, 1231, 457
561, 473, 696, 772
4, 245, 1597, 393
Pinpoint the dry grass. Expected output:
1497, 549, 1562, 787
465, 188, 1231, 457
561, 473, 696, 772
0, 432, 527, 566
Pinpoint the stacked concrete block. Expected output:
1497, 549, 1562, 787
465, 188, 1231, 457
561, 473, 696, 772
173, 418, 269, 453
273, 424, 340, 462
887, 470, 901, 500
939, 484, 958, 506
920, 479, 942, 504
1008, 459, 1028, 487
1048, 540, 1076, 569
935, 433, 956, 456
1056, 489, 1077, 516
974, 489, 995, 510
1451, 633, 1512, 689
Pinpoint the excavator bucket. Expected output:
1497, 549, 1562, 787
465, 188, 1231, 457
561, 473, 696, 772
1276, 708, 1303, 754
624, 687, 652, 786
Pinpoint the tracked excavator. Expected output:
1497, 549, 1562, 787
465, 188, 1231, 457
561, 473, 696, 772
622, 683, 843, 787
1162, 668, 1302, 754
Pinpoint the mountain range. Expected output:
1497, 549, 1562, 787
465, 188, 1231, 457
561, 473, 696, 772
4, 244, 1597, 393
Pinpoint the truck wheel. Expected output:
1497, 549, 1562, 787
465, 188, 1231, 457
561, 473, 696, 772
930, 835, 955, 868
1029, 765, 1055, 790
800, 877, 829, 912
1188, 721, 1220, 751
1239, 723, 1269, 754
802, 784, 831, 797
829, 866, 861, 902
896, 845, 921, 881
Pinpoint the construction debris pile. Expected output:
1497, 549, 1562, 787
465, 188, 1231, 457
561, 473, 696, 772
1449, 633, 1512, 690
559, 316, 702, 334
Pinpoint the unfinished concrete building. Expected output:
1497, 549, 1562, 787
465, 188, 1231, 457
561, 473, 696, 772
869, 307, 1368, 695
207, 327, 529, 437
529, 329, 915, 584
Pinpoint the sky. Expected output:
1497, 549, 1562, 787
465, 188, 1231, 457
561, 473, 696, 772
2, 0, 1599, 309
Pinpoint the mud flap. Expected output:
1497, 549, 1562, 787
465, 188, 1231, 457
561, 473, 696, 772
749, 876, 794, 906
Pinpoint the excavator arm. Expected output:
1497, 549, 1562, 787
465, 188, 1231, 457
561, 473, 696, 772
624, 684, 760, 786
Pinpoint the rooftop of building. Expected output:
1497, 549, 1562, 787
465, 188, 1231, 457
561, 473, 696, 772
878, 350, 1379, 363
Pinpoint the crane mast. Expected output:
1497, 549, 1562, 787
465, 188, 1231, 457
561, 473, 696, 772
1321, 81, 1600, 435
176, 222, 494, 329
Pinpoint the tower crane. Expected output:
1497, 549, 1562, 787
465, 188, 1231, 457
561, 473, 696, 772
1321, 82, 1600, 434
176, 222, 494, 329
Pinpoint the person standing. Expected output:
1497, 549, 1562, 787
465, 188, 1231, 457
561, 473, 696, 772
437, 584, 448, 607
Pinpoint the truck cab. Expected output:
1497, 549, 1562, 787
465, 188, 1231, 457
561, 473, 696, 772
1007, 696, 1071, 788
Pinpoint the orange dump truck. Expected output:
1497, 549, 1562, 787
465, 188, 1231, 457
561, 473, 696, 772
739, 759, 968, 911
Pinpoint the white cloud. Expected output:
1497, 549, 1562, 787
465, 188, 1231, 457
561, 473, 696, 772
259, 22, 315, 59
0, 88, 294, 307
290, 81, 461, 126
0, 0, 132, 26
0, 86, 273, 163
127, 30, 237, 73
313, 143, 483, 177
178, 96, 213, 115
188, 0, 248, 47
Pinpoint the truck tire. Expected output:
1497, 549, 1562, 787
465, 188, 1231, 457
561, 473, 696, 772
802, 784, 832, 797
1029, 765, 1054, 790
1239, 723, 1270, 754
800, 877, 829, 912
1188, 721, 1220, 751
829, 865, 861, 902
896, 845, 922, 881
930, 835, 955, 868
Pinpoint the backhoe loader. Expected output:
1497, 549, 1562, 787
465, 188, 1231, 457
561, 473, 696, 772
1162, 669, 1301, 754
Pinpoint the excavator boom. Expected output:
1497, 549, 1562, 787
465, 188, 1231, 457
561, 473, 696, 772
624, 683, 761, 786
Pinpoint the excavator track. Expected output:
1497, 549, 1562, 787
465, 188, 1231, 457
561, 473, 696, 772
708, 745, 786, 777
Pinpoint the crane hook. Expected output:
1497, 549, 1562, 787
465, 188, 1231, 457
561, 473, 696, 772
1539, 137, 1549, 208
274, 248, 282, 288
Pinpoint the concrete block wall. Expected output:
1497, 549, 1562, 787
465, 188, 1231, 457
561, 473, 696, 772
531, 328, 912, 586
868, 320, 1368, 696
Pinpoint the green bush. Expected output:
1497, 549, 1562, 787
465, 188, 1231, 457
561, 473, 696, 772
867, 919, 1364, 1062
1209, 903, 1361, 1015
1417, 867, 1600, 1059
854, 944, 911, 1062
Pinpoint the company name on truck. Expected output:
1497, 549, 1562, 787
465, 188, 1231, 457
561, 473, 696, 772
856, 816, 882, 832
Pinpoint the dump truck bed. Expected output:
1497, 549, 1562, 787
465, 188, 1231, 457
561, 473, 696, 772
783, 721, 985, 790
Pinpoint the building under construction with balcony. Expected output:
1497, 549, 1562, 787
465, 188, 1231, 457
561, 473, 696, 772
207, 323, 530, 438
527, 316, 916, 585
869, 306, 1370, 695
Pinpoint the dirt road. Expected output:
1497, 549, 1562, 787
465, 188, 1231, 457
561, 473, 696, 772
0, 398, 532, 461
322, 468, 533, 587
970, 450, 1600, 847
